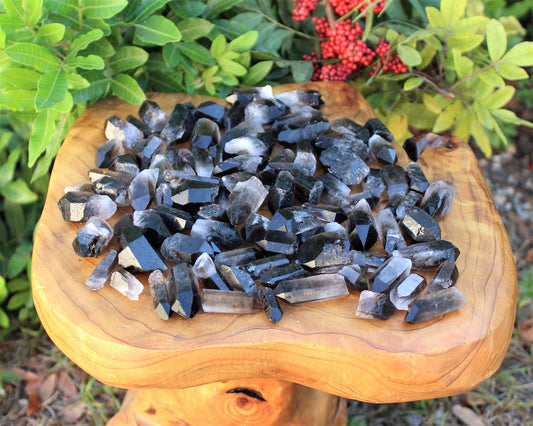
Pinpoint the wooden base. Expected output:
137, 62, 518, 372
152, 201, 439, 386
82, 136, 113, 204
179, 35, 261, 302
107, 379, 346, 426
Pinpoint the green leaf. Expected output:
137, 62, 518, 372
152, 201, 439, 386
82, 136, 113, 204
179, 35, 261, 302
218, 58, 247, 76
478, 70, 505, 88
495, 63, 529, 81
422, 93, 442, 114
403, 77, 423, 90
52, 91, 73, 113
68, 73, 90, 90
90, 38, 115, 58
0, 277, 7, 304
0, 28, 5, 49
82, 0, 127, 19
217, 70, 239, 86
397, 45, 421, 66
28, 108, 58, 166
110, 73, 145, 104
177, 42, 215, 66
109, 46, 148, 72
452, 49, 473, 79
135, 16, 182, 46
1, 178, 38, 204
210, 34, 226, 59
0, 369, 21, 382
0, 89, 37, 110
169, 0, 206, 18
7, 290, 31, 310
4, 0, 42, 25
473, 100, 493, 130
7, 243, 32, 278
65, 54, 105, 70
426, 7, 446, 28
7, 278, 30, 292
290, 61, 313, 83
35, 68, 68, 111
491, 116, 508, 148
447, 34, 483, 52
177, 18, 214, 42
205, 0, 243, 19
0, 308, 9, 328
227, 31, 259, 52
470, 114, 491, 157
68, 29, 104, 56
213, 18, 252, 40
433, 101, 461, 133
43, 0, 77, 15
4, 43, 60, 72
0, 148, 22, 188
134, 0, 171, 23
485, 86, 515, 109
4, 199, 24, 238
490, 108, 522, 124
440, 0, 466, 26
486, 19, 506, 62
501, 42, 533, 67
242, 61, 273, 86
0, 67, 40, 89
37, 23, 65, 44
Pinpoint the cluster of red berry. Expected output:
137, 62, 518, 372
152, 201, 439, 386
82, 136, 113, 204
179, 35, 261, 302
292, 0, 407, 81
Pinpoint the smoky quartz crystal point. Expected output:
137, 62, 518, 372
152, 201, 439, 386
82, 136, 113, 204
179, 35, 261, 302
168, 263, 200, 319
58, 191, 117, 222
347, 199, 378, 251
191, 218, 244, 249
428, 259, 459, 293
275, 274, 349, 304
109, 269, 144, 301
202, 289, 261, 314
192, 253, 230, 291
356, 290, 396, 320
260, 264, 310, 286
139, 100, 168, 132
148, 270, 172, 320
73, 217, 113, 258
160, 233, 213, 263
405, 287, 465, 323
256, 230, 299, 255
420, 180, 456, 221
227, 176, 267, 225
392, 240, 460, 270
369, 256, 412, 294
118, 229, 167, 272
400, 207, 441, 242
375, 208, 407, 253
297, 232, 351, 269
389, 273, 427, 310
261, 287, 283, 324
85, 249, 117, 290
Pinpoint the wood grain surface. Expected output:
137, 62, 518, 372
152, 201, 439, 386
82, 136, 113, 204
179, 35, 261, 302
32, 82, 517, 403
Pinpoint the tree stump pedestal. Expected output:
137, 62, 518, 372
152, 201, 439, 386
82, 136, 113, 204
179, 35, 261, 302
32, 83, 516, 425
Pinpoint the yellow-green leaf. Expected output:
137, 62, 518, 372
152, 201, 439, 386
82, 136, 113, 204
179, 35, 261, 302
452, 49, 473, 79
210, 34, 226, 60
28, 108, 58, 166
486, 19, 507, 62
37, 23, 65, 44
36, 68, 68, 111
403, 77, 423, 91
219, 58, 247, 76
82, 0, 127, 19
242, 61, 273, 86
426, 7, 446, 28
473, 101, 493, 130
422, 93, 442, 115
440, 0, 466, 26
452, 110, 470, 141
485, 86, 515, 109
397, 45, 421, 66
433, 101, 461, 133
135, 16, 182, 46
470, 115, 491, 157
110, 73, 145, 104
495, 63, 529, 80
501, 42, 533, 67
478, 70, 505, 88
0, 67, 40, 89
5, 43, 60, 72
177, 18, 214, 42
227, 31, 258, 52
0, 89, 36, 110
447, 34, 483, 52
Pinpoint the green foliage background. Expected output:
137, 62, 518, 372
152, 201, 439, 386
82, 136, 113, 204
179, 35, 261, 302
0, 0, 531, 335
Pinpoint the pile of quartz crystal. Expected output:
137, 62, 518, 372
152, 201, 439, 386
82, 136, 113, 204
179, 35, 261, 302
58, 86, 464, 325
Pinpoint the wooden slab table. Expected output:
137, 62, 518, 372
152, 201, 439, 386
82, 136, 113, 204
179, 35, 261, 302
32, 82, 517, 425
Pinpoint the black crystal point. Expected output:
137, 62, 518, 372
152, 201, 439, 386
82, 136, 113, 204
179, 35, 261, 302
132, 210, 171, 247
96, 139, 123, 168
420, 180, 456, 221
118, 229, 167, 272
191, 218, 244, 249
72, 217, 113, 258
347, 199, 378, 251
151, 205, 193, 232
406, 162, 429, 193
149, 270, 172, 320
363, 168, 386, 199
375, 208, 407, 253
405, 287, 465, 323
244, 254, 290, 277
245, 213, 270, 243
369, 256, 412, 293
260, 264, 310, 286
428, 259, 459, 293
268, 170, 295, 213
365, 118, 394, 142
294, 176, 323, 205
256, 230, 299, 255
261, 287, 283, 324
297, 231, 351, 269
160, 102, 195, 144
58, 191, 117, 222
139, 100, 168, 132
356, 290, 396, 320
369, 135, 397, 165
171, 180, 219, 206
129, 169, 158, 211
195, 101, 227, 125
190, 117, 220, 150
400, 207, 441, 242
168, 263, 200, 319
218, 264, 258, 294
161, 233, 213, 263
392, 240, 460, 270
382, 164, 408, 199
319, 146, 369, 185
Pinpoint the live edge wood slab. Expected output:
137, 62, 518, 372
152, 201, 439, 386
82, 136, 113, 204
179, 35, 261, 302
32, 82, 516, 416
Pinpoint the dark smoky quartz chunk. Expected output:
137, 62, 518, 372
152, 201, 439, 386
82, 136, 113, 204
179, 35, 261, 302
347, 199, 378, 251
356, 290, 396, 320
86, 249, 118, 290
214, 155, 262, 176
171, 180, 219, 206
420, 180, 456, 221
343, 191, 380, 211
160, 233, 213, 263
319, 146, 369, 185
96, 138, 123, 168
363, 168, 386, 199
105, 115, 143, 151
139, 100, 169, 132
129, 169, 158, 211
148, 270, 172, 320
256, 230, 299, 255
160, 102, 196, 144
192, 252, 230, 291
195, 101, 227, 126
72, 217, 113, 257
298, 226, 325, 243
394, 190, 422, 220
191, 218, 244, 249
190, 118, 220, 150
261, 287, 283, 324
127, 114, 153, 138
294, 176, 324, 205
58, 191, 117, 222
274, 274, 349, 304
390, 273, 427, 310
428, 259, 459, 293
218, 264, 258, 294
382, 164, 408, 199
118, 228, 167, 272
132, 210, 171, 247
244, 254, 290, 278
245, 213, 270, 243
392, 240, 460, 270
141, 135, 166, 169
331, 118, 370, 142
351, 250, 388, 271
364, 118, 394, 143
276, 114, 330, 146
227, 176, 267, 225
227, 86, 273, 106
403, 134, 431, 161
197, 203, 227, 221
114, 154, 140, 177
151, 205, 192, 232
192, 147, 214, 177
221, 171, 255, 192
405, 287, 465, 323
202, 289, 261, 314
368, 256, 412, 293
375, 208, 407, 253
400, 207, 441, 242
214, 247, 258, 267
260, 264, 310, 286
369, 135, 397, 165
275, 89, 323, 108
293, 140, 316, 176
93, 176, 129, 207
305, 204, 347, 224
406, 162, 429, 193
317, 173, 351, 206
109, 269, 144, 301
338, 264, 368, 291
244, 98, 290, 124
297, 231, 351, 269
168, 263, 201, 319
269, 207, 322, 235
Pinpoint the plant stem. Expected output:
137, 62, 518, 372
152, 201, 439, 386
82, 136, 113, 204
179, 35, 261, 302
259, 12, 317, 40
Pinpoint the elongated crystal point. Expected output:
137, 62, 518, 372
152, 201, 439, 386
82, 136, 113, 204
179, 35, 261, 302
420, 180, 456, 220
109, 269, 144, 301
274, 274, 349, 304
375, 208, 407, 253
405, 287, 465, 323
201, 289, 261, 314
389, 273, 426, 310
148, 270, 172, 320
392, 240, 459, 270
369, 256, 412, 293
227, 176, 267, 225
168, 263, 200, 319
261, 287, 283, 324
348, 199, 378, 251
73, 217, 113, 258
85, 249, 117, 290
356, 290, 396, 320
